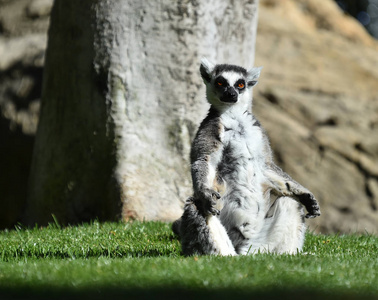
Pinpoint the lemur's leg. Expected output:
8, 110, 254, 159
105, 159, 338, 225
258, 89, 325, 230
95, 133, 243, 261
174, 197, 236, 256
264, 164, 321, 218
238, 197, 306, 255
262, 197, 306, 254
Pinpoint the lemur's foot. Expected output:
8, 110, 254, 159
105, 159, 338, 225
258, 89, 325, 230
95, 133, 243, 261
298, 193, 321, 218
196, 189, 221, 216
172, 218, 182, 236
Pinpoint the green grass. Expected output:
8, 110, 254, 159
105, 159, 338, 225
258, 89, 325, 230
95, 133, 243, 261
0, 221, 377, 300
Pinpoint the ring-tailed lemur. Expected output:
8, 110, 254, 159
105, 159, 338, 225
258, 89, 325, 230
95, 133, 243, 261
172, 58, 321, 256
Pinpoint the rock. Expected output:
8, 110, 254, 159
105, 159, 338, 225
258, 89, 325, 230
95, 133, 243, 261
0, 0, 377, 233
254, 0, 378, 233
0, 0, 48, 229
25, 0, 259, 226
367, 179, 378, 211
0, 0, 51, 36
26, 0, 54, 19
0, 35, 47, 71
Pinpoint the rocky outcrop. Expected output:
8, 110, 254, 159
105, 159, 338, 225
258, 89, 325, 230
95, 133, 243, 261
0, 0, 377, 233
25, 0, 259, 226
0, 0, 52, 228
254, 0, 378, 233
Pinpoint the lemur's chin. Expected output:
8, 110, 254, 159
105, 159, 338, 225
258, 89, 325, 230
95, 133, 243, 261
220, 97, 238, 103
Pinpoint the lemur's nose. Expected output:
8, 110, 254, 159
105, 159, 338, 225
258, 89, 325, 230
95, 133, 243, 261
221, 87, 238, 103
224, 87, 237, 98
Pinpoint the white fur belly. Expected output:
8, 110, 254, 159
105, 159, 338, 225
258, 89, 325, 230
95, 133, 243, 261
220, 119, 266, 193
218, 114, 268, 237
220, 182, 267, 237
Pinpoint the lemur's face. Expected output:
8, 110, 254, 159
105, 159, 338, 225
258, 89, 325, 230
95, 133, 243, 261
200, 59, 262, 109
213, 69, 248, 103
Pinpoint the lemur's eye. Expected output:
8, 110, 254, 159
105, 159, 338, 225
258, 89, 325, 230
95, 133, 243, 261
215, 76, 228, 87
235, 80, 246, 90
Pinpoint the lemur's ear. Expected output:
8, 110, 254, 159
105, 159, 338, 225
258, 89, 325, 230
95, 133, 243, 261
246, 66, 263, 87
200, 57, 215, 83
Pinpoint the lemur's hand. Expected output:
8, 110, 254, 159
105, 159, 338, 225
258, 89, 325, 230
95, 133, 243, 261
297, 192, 321, 219
280, 180, 321, 219
195, 188, 221, 216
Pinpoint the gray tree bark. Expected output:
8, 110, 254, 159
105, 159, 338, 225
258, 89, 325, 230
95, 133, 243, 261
26, 0, 259, 225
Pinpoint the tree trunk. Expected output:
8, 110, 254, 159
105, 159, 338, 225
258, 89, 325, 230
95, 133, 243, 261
26, 0, 259, 225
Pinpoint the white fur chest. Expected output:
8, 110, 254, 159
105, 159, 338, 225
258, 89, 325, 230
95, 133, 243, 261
219, 111, 265, 184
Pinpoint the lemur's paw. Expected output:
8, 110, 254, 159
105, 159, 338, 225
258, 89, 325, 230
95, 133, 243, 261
208, 205, 220, 216
197, 189, 221, 216
305, 202, 321, 219
298, 193, 321, 219
200, 200, 220, 216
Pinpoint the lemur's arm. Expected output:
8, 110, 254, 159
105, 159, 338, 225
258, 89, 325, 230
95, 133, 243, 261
259, 127, 320, 218
191, 157, 221, 216
190, 111, 223, 216
264, 163, 321, 218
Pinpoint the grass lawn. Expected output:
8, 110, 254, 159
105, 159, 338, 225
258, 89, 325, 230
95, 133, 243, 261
0, 221, 377, 299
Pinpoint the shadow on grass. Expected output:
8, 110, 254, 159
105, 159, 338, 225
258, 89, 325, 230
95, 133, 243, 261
0, 286, 375, 300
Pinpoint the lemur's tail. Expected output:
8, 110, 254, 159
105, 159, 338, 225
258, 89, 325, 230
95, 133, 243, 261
177, 197, 236, 256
